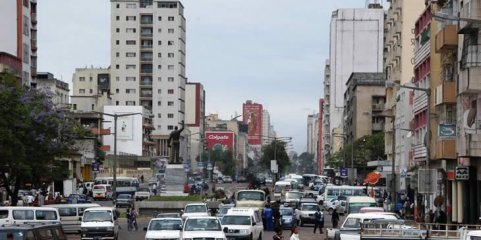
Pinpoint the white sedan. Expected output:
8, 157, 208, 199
144, 218, 182, 240
181, 216, 225, 240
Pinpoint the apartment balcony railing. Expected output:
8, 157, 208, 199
31, 13, 37, 24
435, 25, 458, 53
414, 41, 430, 66
413, 143, 427, 160
141, 44, 153, 49
459, 44, 481, 94
372, 122, 384, 131
435, 82, 456, 105
413, 92, 428, 114
140, 79, 153, 86
459, 0, 481, 34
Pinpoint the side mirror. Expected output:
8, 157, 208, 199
143, 227, 147, 231
79, 217, 82, 221
223, 227, 228, 233
252, 222, 256, 226
113, 215, 117, 220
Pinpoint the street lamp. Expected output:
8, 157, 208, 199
94, 111, 142, 199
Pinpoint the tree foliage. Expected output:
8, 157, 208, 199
0, 72, 80, 205
260, 140, 290, 174
327, 132, 385, 169
298, 152, 316, 174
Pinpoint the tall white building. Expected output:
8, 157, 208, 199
328, 7, 384, 136
307, 113, 320, 159
262, 110, 271, 145
71, 66, 112, 112
110, 0, 187, 150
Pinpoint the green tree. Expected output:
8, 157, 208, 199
0, 72, 80, 205
298, 152, 316, 174
260, 140, 290, 174
326, 133, 385, 169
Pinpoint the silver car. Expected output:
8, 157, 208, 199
114, 194, 134, 208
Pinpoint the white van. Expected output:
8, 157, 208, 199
273, 181, 291, 201
346, 196, 377, 214
92, 184, 113, 200
80, 207, 119, 240
0, 207, 60, 225
221, 208, 263, 240
49, 203, 101, 233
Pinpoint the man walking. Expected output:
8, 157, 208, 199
313, 208, 324, 234
332, 208, 340, 228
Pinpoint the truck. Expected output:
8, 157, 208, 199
235, 190, 266, 211
326, 212, 399, 240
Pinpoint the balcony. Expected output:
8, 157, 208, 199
413, 92, 429, 114
140, 79, 153, 86
91, 128, 111, 135
413, 143, 427, 160
31, 40, 37, 51
436, 139, 456, 159
372, 103, 385, 111
459, 0, 481, 34
435, 82, 456, 105
372, 122, 384, 131
31, 13, 37, 24
459, 45, 481, 94
140, 92, 152, 99
414, 41, 430, 66
435, 25, 458, 53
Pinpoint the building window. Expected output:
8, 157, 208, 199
126, 3, 136, 8
157, 89, 161, 94
157, 113, 161, 118
126, 65, 136, 69
116, 101, 119, 105
168, 53, 174, 58
116, 16, 120, 21
73, 104, 77, 110
126, 76, 136, 81
116, 52, 120, 57
116, 3, 120, 8
167, 101, 174, 106
168, 77, 174, 82
168, 89, 174, 94
168, 16, 174, 21
79, 77, 85, 82
157, 125, 161, 129
116, 28, 120, 32
158, 28, 162, 33
126, 89, 136, 94
116, 65, 119, 69
157, 101, 161, 106
126, 28, 136, 33
89, 89, 93, 94
158, 2, 177, 8
90, 77, 93, 81
168, 65, 174, 70
168, 113, 174, 118
168, 41, 174, 45
116, 40, 119, 45
157, 77, 162, 81
158, 41, 162, 45
79, 89, 85, 94
126, 16, 136, 21
158, 16, 162, 21
126, 101, 136, 105
158, 53, 162, 58
116, 89, 119, 93
116, 76, 120, 81
168, 28, 174, 34
126, 40, 136, 45
167, 125, 174, 130
126, 52, 136, 57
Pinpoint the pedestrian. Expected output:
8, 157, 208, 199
273, 201, 281, 229
126, 207, 132, 231
131, 208, 139, 231
141, 175, 144, 183
290, 225, 300, 240
332, 208, 340, 228
313, 207, 324, 234
273, 227, 284, 240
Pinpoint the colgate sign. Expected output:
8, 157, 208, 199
205, 131, 234, 150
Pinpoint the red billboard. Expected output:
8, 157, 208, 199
243, 101, 263, 145
205, 131, 234, 151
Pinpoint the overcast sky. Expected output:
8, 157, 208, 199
38, 0, 369, 153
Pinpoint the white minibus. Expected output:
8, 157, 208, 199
0, 206, 60, 225
49, 203, 101, 233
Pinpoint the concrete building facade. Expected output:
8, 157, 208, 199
110, 0, 187, 156
0, 0, 38, 86
185, 82, 205, 172
36, 72, 70, 109
262, 110, 272, 146
307, 113, 319, 161
71, 67, 112, 113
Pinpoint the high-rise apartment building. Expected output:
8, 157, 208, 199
110, 0, 187, 153
262, 110, 272, 146
327, 6, 384, 160
0, 0, 38, 87
307, 113, 320, 160
185, 82, 205, 171
71, 66, 112, 112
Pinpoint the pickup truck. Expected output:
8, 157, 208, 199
326, 212, 399, 240
134, 187, 152, 201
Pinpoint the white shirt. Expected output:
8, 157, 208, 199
290, 233, 300, 240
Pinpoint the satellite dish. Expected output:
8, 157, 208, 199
406, 131, 413, 138
463, 108, 476, 133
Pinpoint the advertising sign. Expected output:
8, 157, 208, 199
340, 168, 348, 177
243, 103, 263, 145
98, 74, 110, 90
117, 115, 134, 140
455, 166, 469, 180
271, 160, 278, 173
439, 124, 456, 138
204, 131, 234, 150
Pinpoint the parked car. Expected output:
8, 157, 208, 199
223, 176, 233, 183
181, 203, 209, 221
156, 213, 181, 218
182, 217, 225, 240
143, 217, 183, 240
0, 223, 67, 240
221, 208, 263, 240
114, 194, 134, 208
216, 203, 235, 220
296, 202, 323, 226
280, 206, 296, 229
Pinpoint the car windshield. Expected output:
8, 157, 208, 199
302, 204, 319, 211
149, 219, 182, 230
285, 192, 303, 200
157, 213, 180, 218
237, 192, 264, 201
0, 230, 28, 240
221, 216, 251, 225
118, 194, 131, 199
184, 218, 221, 231
349, 202, 377, 213
138, 188, 150, 192
218, 207, 231, 215
83, 211, 112, 222
280, 208, 293, 216
185, 205, 207, 213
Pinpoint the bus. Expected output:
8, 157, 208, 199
317, 185, 382, 204
94, 177, 139, 196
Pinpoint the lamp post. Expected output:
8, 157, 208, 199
94, 111, 142, 199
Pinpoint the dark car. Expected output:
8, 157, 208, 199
67, 194, 91, 204
0, 223, 67, 240
114, 194, 134, 208
280, 207, 296, 229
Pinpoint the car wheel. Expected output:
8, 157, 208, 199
328, 208, 333, 215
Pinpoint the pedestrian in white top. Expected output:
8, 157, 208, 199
290, 225, 300, 240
